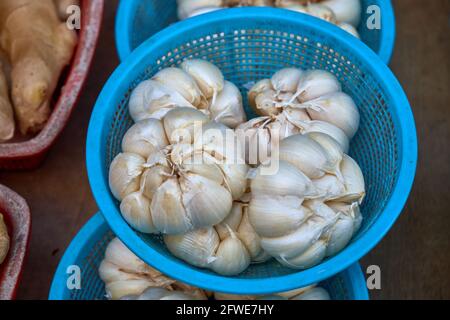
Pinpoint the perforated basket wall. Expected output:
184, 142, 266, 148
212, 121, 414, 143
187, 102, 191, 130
87, 9, 416, 294
115, 0, 395, 63
49, 214, 368, 300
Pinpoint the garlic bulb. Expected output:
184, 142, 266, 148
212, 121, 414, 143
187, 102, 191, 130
238, 67, 359, 165
110, 107, 249, 235
177, 0, 223, 20
99, 237, 207, 300
303, 92, 360, 139
248, 134, 364, 269
210, 81, 246, 128
164, 200, 269, 276
128, 80, 193, 122
0, 213, 9, 265
215, 284, 330, 300
128, 59, 246, 128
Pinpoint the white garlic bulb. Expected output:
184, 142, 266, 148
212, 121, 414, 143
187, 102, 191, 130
295, 69, 342, 103
128, 80, 193, 122
99, 238, 207, 300
128, 60, 246, 128
152, 67, 207, 108
181, 59, 224, 101
338, 22, 360, 39
164, 200, 269, 275
109, 153, 146, 201
110, 107, 249, 235
248, 135, 364, 269
239, 67, 359, 165
210, 81, 246, 128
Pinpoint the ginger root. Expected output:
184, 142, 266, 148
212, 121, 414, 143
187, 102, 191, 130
0, 0, 77, 135
0, 60, 14, 142
0, 213, 9, 265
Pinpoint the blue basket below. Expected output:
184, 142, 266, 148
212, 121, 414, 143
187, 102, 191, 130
49, 213, 369, 300
115, 0, 396, 63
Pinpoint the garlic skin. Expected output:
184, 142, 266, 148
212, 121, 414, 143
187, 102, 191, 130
152, 67, 207, 108
248, 136, 364, 269
128, 80, 193, 122
99, 238, 207, 300
109, 153, 145, 201
181, 59, 224, 101
122, 118, 169, 158
271, 68, 303, 93
164, 200, 269, 275
128, 60, 246, 128
304, 92, 360, 139
295, 70, 341, 103
306, 3, 337, 23
110, 108, 249, 235
215, 285, 330, 300
239, 67, 359, 166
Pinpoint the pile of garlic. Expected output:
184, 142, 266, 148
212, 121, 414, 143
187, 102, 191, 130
99, 237, 330, 300
177, 0, 361, 38
248, 135, 364, 269
109, 107, 249, 235
99, 237, 208, 300
239, 68, 359, 164
109, 58, 365, 275
129, 59, 246, 129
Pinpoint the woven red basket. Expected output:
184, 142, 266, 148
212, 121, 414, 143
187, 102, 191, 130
0, 0, 104, 170
0, 184, 31, 300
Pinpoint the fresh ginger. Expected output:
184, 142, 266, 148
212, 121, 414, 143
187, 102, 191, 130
0, 0, 77, 135
0, 60, 14, 142
0, 213, 9, 265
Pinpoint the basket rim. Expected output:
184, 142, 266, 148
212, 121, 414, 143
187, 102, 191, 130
114, 0, 396, 64
87, 8, 417, 294
48, 213, 107, 300
48, 213, 369, 300
0, 184, 31, 300
0, 0, 104, 162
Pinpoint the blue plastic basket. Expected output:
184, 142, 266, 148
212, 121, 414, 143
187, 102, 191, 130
49, 213, 369, 300
87, 8, 416, 294
115, 0, 396, 63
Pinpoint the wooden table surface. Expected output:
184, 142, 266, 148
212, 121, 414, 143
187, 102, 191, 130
0, 0, 448, 300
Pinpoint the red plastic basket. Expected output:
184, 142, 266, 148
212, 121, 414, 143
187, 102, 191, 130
0, 184, 31, 300
0, 0, 104, 170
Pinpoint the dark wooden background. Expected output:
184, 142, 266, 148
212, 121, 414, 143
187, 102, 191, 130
0, 0, 448, 300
